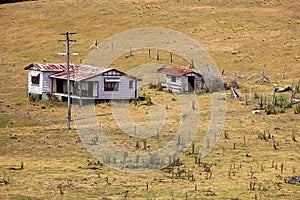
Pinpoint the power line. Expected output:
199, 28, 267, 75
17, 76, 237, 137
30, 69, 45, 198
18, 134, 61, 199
58, 32, 77, 130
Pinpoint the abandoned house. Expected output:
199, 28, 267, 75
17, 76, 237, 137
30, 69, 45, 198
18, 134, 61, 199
157, 66, 206, 93
24, 63, 139, 101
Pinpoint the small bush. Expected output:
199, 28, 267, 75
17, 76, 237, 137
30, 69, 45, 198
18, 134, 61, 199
277, 95, 286, 108
294, 84, 299, 94
149, 83, 157, 89
254, 91, 259, 99
265, 104, 277, 115
294, 103, 300, 114
286, 102, 293, 108
146, 95, 153, 105
258, 132, 266, 140
157, 83, 163, 91
29, 94, 40, 102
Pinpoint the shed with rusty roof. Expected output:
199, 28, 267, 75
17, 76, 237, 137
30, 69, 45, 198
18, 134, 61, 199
157, 66, 207, 93
24, 63, 140, 101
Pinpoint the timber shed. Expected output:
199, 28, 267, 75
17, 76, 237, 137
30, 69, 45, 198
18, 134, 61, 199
157, 66, 206, 93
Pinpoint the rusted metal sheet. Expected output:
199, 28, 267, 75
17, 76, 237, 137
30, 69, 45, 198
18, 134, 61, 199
24, 63, 112, 81
157, 66, 201, 76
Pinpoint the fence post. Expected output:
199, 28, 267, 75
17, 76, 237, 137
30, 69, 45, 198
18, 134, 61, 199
156, 48, 159, 60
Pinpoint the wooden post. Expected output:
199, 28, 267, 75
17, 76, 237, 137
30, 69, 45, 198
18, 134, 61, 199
282, 67, 285, 79
261, 65, 265, 82
156, 49, 159, 60
272, 135, 277, 150
148, 49, 151, 59
129, 47, 132, 56
191, 59, 194, 68
146, 181, 148, 190
272, 90, 276, 105
262, 91, 266, 106
249, 86, 252, 102
27, 107, 30, 119
291, 89, 295, 104
170, 52, 173, 63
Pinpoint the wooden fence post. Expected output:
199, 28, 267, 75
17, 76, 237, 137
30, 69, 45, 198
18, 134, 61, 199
191, 59, 194, 68
156, 48, 159, 60
272, 135, 277, 150
249, 86, 252, 102
170, 52, 173, 63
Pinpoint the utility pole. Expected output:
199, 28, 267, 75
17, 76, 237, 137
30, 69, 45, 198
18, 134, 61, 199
58, 32, 77, 129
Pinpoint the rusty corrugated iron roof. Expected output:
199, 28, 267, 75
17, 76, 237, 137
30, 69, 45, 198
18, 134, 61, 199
24, 63, 68, 72
24, 63, 112, 81
157, 66, 201, 76
50, 64, 111, 81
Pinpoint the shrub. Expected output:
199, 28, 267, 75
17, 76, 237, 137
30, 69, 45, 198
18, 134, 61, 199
254, 91, 259, 99
157, 83, 163, 91
295, 84, 299, 94
265, 104, 277, 115
294, 103, 300, 114
149, 83, 157, 89
277, 95, 286, 108
146, 95, 153, 105
29, 94, 40, 102
286, 102, 293, 108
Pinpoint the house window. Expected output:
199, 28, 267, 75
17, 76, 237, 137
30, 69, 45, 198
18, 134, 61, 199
129, 80, 133, 89
171, 76, 176, 82
104, 79, 120, 91
31, 74, 40, 85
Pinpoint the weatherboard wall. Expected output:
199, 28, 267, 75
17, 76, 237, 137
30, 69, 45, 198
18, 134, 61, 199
98, 76, 138, 100
28, 70, 42, 94
165, 72, 204, 93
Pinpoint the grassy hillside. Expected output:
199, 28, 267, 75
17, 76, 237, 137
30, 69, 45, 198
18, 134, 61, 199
0, 0, 299, 199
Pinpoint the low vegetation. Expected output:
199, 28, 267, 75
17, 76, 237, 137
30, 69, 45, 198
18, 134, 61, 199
0, 0, 299, 199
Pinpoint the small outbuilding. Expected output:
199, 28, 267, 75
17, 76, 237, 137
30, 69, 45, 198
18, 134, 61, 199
24, 63, 139, 101
157, 66, 207, 93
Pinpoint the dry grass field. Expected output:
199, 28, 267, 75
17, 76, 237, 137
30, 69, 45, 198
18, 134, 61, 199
0, 0, 300, 199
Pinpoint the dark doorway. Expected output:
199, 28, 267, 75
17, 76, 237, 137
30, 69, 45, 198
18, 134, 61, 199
188, 76, 195, 92
88, 82, 93, 97
56, 79, 64, 93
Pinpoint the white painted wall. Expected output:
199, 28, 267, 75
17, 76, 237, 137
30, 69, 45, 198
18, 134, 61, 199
28, 70, 57, 95
28, 70, 42, 94
98, 76, 138, 100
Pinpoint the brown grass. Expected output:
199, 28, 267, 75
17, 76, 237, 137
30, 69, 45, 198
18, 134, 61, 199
0, 0, 300, 199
